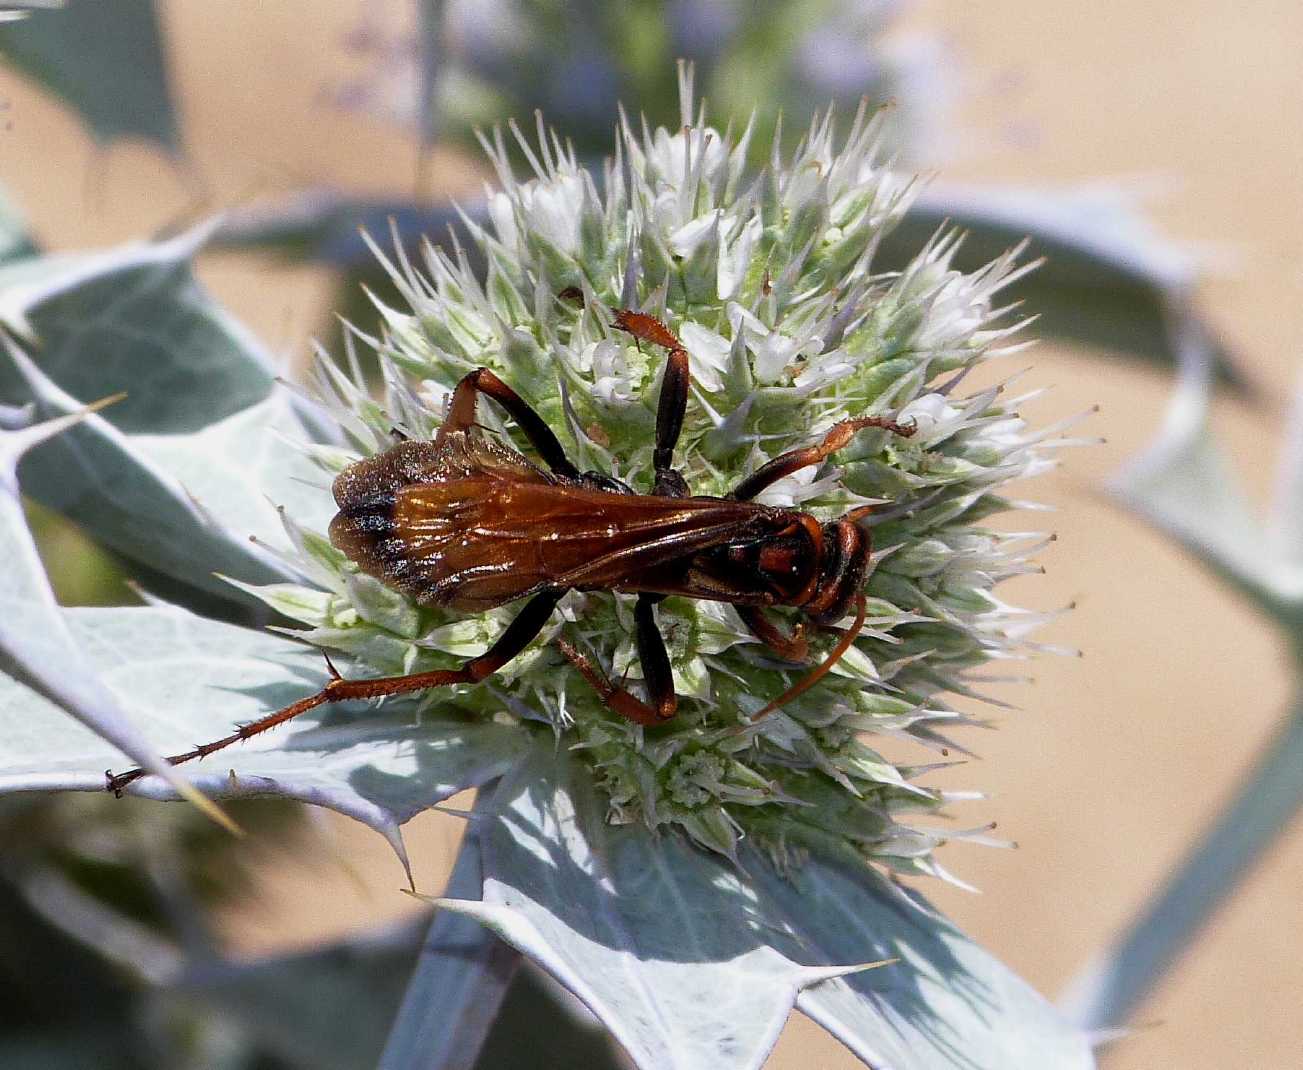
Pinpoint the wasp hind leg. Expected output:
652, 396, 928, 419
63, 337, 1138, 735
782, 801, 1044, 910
106, 591, 563, 795
556, 593, 679, 725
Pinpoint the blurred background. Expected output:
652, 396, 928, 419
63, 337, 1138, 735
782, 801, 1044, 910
1, 1, 1300, 1067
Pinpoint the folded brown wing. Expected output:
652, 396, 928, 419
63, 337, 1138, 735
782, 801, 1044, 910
387, 481, 765, 610
329, 431, 767, 612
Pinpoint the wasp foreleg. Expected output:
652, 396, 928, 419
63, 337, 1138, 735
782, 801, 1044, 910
736, 605, 809, 661
612, 309, 692, 495
730, 414, 917, 502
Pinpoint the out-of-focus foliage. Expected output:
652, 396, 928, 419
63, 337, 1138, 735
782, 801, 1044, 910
0, 0, 1238, 385
1059, 313, 1303, 1035
0, 0, 179, 152
340, 0, 946, 162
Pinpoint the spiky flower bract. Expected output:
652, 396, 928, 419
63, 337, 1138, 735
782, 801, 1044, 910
254, 66, 1066, 878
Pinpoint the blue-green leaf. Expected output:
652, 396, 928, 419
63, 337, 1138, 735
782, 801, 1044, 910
782, 862, 1094, 1069
1060, 706, 1303, 1037
0, 405, 234, 825
1108, 309, 1292, 620
379, 807, 518, 1070
0, 605, 532, 862
0, 225, 340, 604
0, 0, 179, 153
438, 749, 1093, 1070
1064, 305, 1303, 1038
1, 337, 298, 601
0, 223, 276, 434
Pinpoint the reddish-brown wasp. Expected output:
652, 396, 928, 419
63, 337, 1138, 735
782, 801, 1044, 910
106, 308, 913, 794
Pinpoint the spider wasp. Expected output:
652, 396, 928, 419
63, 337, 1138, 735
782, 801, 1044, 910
107, 308, 913, 794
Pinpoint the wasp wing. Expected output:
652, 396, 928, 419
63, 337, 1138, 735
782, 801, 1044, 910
386, 482, 765, 610
330, 432, 767, 612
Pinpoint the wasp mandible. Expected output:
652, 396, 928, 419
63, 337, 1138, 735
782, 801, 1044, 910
106, 308, 914, 794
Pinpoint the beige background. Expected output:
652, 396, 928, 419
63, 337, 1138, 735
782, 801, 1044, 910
2, 2, 1301, 1067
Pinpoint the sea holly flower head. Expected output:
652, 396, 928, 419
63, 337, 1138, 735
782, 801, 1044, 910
249, 66, 1063, 875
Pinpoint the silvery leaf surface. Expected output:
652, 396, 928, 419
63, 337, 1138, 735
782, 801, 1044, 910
128, 390, 339, 552
0, 408, 236, 819
1, 336, 300, 602
1065, 306, 1303, 1036
0, 0, 179, 152
379, 803, 519, 1070
1060, 706, 1303, 1036
0, 228, 325, 601
0, 605, 532, 860
1108, 309, 1294, 618
0, 223, 275, 433
1268, 376, 1303, 576
438, 749, 1093, 1070
782, 863, 1094, 1069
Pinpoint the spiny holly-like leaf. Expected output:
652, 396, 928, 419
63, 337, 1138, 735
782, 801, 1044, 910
1108, 309, 1289, 618
781, 862, 1090, 1069
0, 0, 179, 153
435, 749, 1093, 1070
1, 337, 301, 603
0, 223, 276, 433
1061, 705, 1303, 1037
1064, 305, 1303, 1037
0, 225, 337, 605
128, 391, 339, 551
436, 752, 816, 1070
1267, 378, 1303, 575
0, 605, 532, 867
386, 792, 630, 1070
0, 404, 235, 829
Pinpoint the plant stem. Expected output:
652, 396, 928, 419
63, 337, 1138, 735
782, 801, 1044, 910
379, 788, 519, 1070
